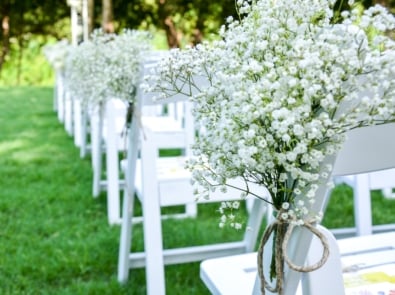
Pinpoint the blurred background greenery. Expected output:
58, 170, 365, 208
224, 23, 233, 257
0, 0, 394, 86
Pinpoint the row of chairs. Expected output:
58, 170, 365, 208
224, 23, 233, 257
52, 52, 395, 294
53, 53, 268, 295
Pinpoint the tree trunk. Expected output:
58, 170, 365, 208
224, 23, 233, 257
374, 0, 389, 6
102, 0, 114, 33
16, 34, 24, 85
191, 28, 203, 46
158, 0, 181, 48
88, 0, 94, 34
0, 14, 10, 74
163, 16, 181, 48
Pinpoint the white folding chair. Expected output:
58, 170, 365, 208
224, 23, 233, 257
200, 229, 395, 295
61, 61, 90, 157
89, 98, 187, 225
90, 102, 105, 197
54, 70, 65, 120
90, 98, 127, 225
117, 70, 270, 295
90, 52, 199, 225
99, 97, 192, 225
200, 122, 395, 295
63, 90, 74, 136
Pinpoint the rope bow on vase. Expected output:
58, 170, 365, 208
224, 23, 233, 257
257, 209, 330, 295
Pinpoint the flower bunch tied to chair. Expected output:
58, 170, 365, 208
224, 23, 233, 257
65, 28, 151, 119
147, 0, 395, 293
43, 39, 72, 72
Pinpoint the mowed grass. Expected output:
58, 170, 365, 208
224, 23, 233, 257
1, 86, 394, 294
0, 86, 243, 294
0, 87, 128, 294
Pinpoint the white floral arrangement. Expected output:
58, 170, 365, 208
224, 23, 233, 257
148, 0, 395, 225
146, 0, 395, 291
65, 29, 151, 107
43, 39, 71, 71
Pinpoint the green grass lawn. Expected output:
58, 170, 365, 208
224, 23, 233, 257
0, 86, 394, 294
0, 86, 241, 294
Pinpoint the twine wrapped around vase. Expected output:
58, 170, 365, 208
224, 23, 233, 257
257, 209, 330, 295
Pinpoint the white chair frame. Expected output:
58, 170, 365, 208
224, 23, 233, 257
90, 52, 199, 225
117, 65, 270, 294
200, 122, 395, 295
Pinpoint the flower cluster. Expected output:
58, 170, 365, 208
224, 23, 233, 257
43, 39, 71, 71
146, 0, 395, 226
65, 29, 151, 107
218, 201, 244, 229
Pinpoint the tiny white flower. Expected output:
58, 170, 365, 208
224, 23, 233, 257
232, 201, 240, 209
234, 223, 243, 230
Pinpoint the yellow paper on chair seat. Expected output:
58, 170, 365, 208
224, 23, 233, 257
157, 157, 190, 181
344, 264, 395, 295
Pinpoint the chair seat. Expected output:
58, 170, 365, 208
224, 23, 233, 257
102, 101, 184, 152
200, 231, 395, 295
343, 263, 395, 294
339, 231, 395, 270
92, 96, 189, 224
200, 252, 258, 295
142, 116, 183, 132
134, 156, 195, 207
155, 157, 190, 181
126, 156, 268, 207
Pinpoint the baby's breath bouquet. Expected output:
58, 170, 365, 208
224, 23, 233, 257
65, 29, 151, 108
147, 0, 395, 293
43, 39, 71, 71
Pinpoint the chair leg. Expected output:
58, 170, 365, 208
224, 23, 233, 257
118, 187, 135, 283
105, 100, 121, 224
301, 225, 345, 295
91, 105, 104, 198
141, 130, 166, 295
64, 91, 73, 136
106, 151, 120, 224
80, 108, 88, 158
73, 98, 82, 148
55, 72, 63, 114
142, 188, 166, 295
354, 173, 372, 236
118, 115, 141, 282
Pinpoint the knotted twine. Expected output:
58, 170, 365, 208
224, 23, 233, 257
257, 210, 330, 295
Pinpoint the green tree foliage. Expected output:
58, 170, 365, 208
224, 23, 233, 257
111, 0, 239, 48
0, 0, 394, 85
0, 0, 70, 83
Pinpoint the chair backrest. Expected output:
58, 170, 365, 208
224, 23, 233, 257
332, 123, 395, 237
122, 54, 269, 295
261, 122, 395, 295
123, 51, 198, 198
140, 59, 271, 206
333, 123, 395, 176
